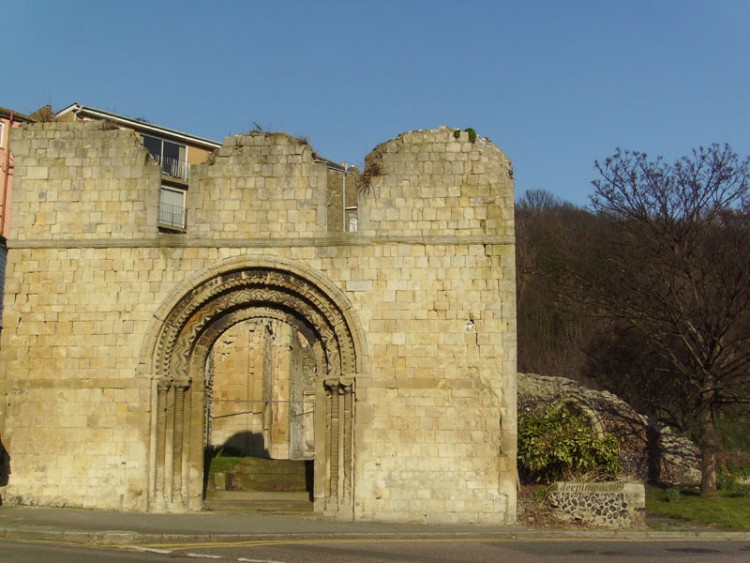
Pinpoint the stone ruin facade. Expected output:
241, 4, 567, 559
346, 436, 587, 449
0, 123, 517, 524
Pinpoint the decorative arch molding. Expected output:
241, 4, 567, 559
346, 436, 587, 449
192, 306, 326, 381
143, 256, 365, 516
551, 398, 606, 438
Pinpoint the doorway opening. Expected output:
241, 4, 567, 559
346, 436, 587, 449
203, 319, 317, 512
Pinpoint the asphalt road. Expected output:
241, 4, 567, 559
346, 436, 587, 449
4, 538, 750, 562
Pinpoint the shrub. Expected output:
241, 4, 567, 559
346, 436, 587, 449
518, 408, 621, 484
717, 470, 750, 498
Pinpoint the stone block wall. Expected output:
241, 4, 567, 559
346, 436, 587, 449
352, 128, 516, 521
0, 123, 516, 524
358, 127, 513, 238
189, 133, 327, 239
6, 123, 163, 240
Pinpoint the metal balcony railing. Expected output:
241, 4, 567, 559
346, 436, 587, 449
159, 202, 186, 230
152, 153, 189, 181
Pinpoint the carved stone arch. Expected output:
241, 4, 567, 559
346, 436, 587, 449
175, 286, 346, 380
160, 271, 355, 383
552, 398, 606, 438
192, 306, 323, 378
143, 255, 365, 376
145, 257, 364, 517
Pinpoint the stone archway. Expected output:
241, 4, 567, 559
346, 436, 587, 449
146, 259, 362, 517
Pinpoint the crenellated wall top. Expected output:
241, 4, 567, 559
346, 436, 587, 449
8, 123, 514, 243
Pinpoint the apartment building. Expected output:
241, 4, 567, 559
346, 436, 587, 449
0, 106, 36, 240
56, 103, 222, 232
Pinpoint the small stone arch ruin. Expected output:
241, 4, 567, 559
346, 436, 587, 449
145, 257, 364, 516
518, 373, 701, 485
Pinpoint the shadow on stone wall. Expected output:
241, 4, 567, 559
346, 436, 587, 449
0, 435, 10, 506
0, 436, 9, 486
219, 431, 269, 459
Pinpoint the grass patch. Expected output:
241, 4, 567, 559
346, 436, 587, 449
208, 455, 242, 475
646, 485, 750, 530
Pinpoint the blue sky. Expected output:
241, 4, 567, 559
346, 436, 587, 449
4, 0, 749, 206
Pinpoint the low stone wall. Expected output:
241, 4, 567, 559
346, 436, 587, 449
547, 482, 645, 529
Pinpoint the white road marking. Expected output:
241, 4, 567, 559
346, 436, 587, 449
132, 546, 173, 554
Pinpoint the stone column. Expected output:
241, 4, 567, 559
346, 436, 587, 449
171, 380, 190, 506
152, 379, 170, 511
323, 377, 355, 516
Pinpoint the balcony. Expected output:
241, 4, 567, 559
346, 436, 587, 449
152, 153, 189, 181
159, 201, 186, 230
159, 186, 187, 231
142, 134, 189, 182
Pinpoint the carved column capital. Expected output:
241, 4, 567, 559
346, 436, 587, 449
173, 378, 192, 391
155, 378, 171, 393
324, 378, 355, 395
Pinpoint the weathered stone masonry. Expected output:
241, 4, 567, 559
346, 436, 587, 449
0, 123, 517, 524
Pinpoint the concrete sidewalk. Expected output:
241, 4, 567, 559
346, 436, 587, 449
2, 505, 750, 546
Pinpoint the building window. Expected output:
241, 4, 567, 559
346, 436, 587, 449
159, 186, 186, 230
143, 134, 188, 180
0, 122, 5, 148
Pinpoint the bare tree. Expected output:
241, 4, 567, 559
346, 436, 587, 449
516, 190, 602, 377
584, 144, 750, 493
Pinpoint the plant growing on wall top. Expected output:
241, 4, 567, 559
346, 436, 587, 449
99, 119, 119, 131
454, 128, 478, 143
357, 149, 384, 195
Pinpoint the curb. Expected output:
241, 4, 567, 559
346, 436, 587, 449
3, 526, 750, 546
